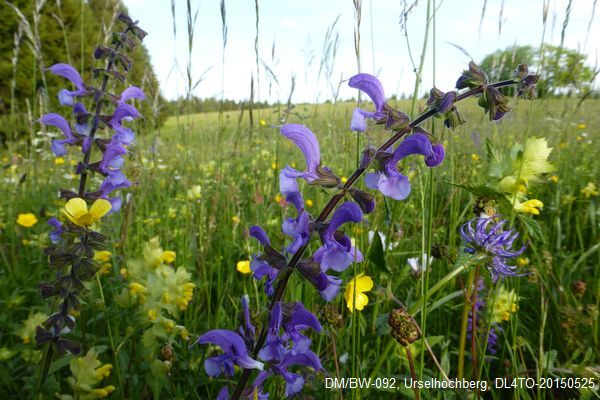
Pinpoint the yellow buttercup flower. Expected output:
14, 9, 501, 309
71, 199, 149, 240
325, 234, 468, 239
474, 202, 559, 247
341, 176, 348, 184
344, 273, 374, 312
549, 175, 559, 183
236, 260, 251, 274
577, 123, 586, 129
471, 153, 480, 161
16, 213, 38, 228
63, 198, 111, 227
305, 199, 313, 207
581, 182, 599, 199
259, 119, 267, 126
54, 157, 65, 165
514, 199, 543, 215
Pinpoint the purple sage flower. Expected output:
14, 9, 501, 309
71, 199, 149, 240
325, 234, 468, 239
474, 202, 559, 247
280, 124, 339, 192
47, 217, 63, 243
249, 226, 287, 296
196, 329, 264, 377
365, 132, 445, 200
282, 190, 311, 254
254, 302, 323, 397
313, 202, 363, 272
460, 216, 526, 281
48, 63, 91, 106
348, 73, 387, 131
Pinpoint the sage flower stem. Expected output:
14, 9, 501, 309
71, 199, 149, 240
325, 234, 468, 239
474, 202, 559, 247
230, 77, 520, 400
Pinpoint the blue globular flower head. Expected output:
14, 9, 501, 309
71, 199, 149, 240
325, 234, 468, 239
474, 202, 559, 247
460, 216, 526, 281
313, 202, 363, 272
195, 329, 264, 377
249, 225, 287, 296
254, 302, 323, 397
365, 132, 445, 200
48, 63, 91, 106
280, 124, 339, 191
281, 190, 312, 254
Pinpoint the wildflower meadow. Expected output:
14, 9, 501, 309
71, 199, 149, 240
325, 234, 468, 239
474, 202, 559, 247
0, 1, 599, 399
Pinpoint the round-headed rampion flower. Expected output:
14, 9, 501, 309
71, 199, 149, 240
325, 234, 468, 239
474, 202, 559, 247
63, 198, 111, 227
460, 217, 526, 281
365, 132, 445, 200
313, 202, 363, 272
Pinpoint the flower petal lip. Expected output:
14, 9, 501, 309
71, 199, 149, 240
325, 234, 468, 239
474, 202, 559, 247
120, 86, 145, 103
249, 225, 270, 247
281, 124, 320, 174
48, 63, 85, 90
349, 73, 385, 112
196, 329, 264, 370
324, 202, 363, 238
40, 113, 75, 139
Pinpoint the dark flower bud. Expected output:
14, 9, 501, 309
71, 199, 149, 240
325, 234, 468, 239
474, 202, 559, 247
513, 64, 540, 100
360, 146, 377, 169
311, 165, 341, 188
349, 187, 376, 214
383, 108, 410, 131
94, 46, 112, 60
456, 61, 489, 90
571, 280, 587, 297
479, 86, 510, 121
388, 308, 420, 346
118, 12, 148, 41
297, 260, 328, 291
427, 87, 444, 107
431, 244, 453, 261
443, 107, 465, 130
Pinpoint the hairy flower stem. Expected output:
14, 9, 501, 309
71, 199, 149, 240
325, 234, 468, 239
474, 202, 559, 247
458, 267, 475, 379
230, 78, 517, 400
77, 27, 130, 196
471, 265, 480, 386
406, 346, 420, 400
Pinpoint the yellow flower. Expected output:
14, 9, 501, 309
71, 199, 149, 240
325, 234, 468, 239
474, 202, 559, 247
54, 157, 65, 165
94, 364, 113, 380
517, 257, 530, 267
577, 123, 587, 129
162, 250, 176, 264
274, 194, 284, 204
491, 287, 519, 323
471, 153, 480, 161
514, 199, 543, 215
232, 215, 241, 224
259, 119, 267, 126
16, 213, 38, 228
63, 198, 111, 227
93, 250, 112, 263
549, 175, 559, 183
344, 273, 373, 312
18, 312, 48, 344
91, 386, 115, 398
147, 308, 158, 321
129, 282, 147, 295
581, 182, 599, 198
271, 162, 278, 170
305, 199, 313, 207
236, 260, 251, 274
341, 176, 348, 184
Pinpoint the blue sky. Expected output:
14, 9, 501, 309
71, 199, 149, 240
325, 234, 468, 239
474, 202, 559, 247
123, 0, 598, 103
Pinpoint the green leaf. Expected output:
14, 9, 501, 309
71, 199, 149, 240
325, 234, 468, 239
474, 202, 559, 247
368, 231, 389, 273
